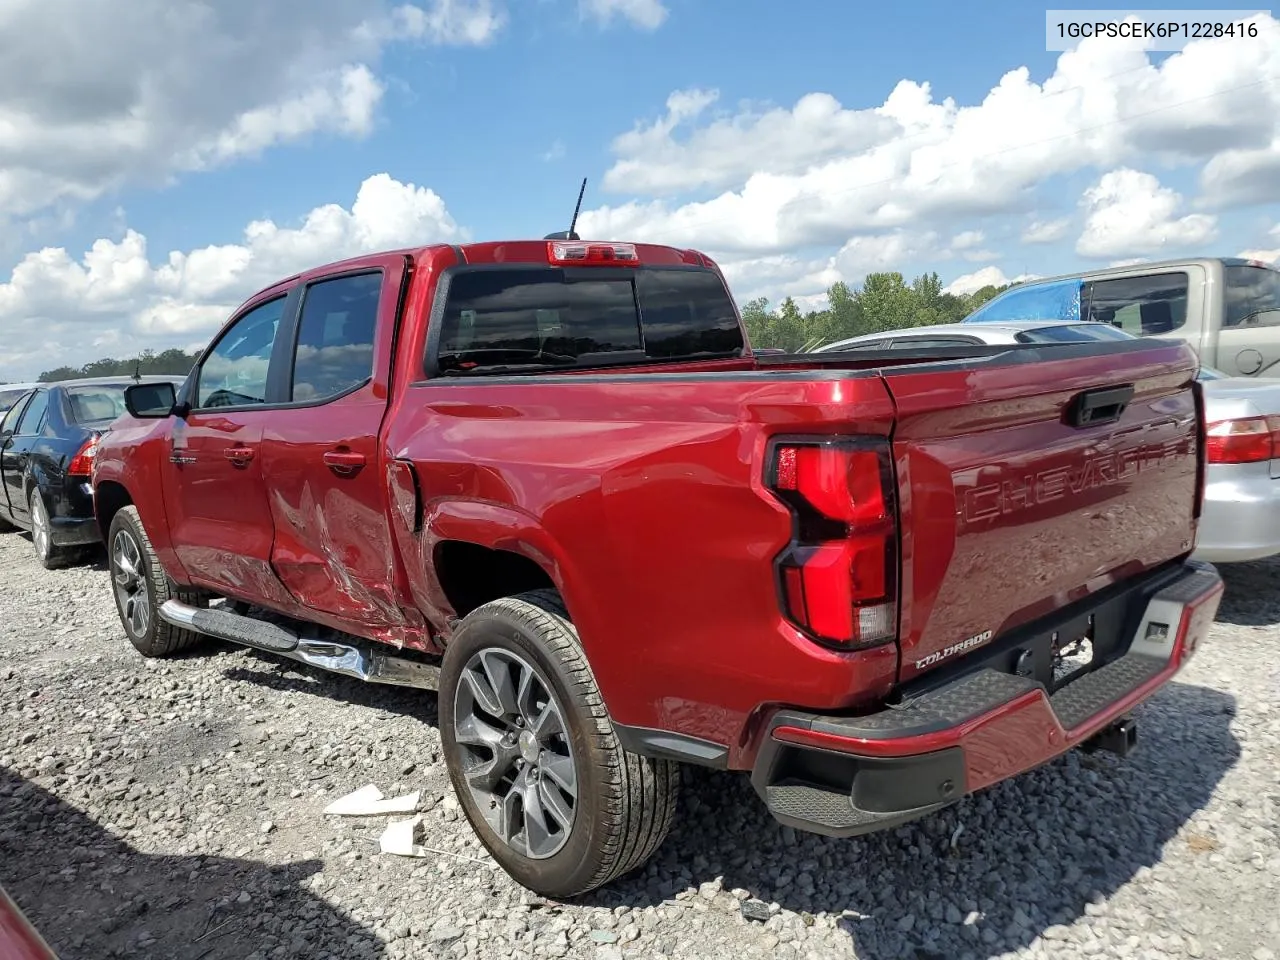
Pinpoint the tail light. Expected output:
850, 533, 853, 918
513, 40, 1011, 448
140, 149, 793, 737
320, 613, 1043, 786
67, 436, 99, 477
767, 438, 898, 648
1205, 416, 1280, 463
547, 241, 639, 266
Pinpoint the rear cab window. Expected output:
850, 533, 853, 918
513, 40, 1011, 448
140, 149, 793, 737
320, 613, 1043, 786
431, 267, 744, 375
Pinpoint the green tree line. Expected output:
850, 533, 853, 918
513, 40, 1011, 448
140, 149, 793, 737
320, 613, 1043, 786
26, 270, 1009, 382
39, 347, 200, 383
742, 272, 1010, 353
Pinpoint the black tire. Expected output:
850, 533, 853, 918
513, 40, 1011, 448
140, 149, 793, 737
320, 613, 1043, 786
0, 514, 15, 533
439, 589, 679, 898
107, 505, 207, 657
28, 487, 69, 570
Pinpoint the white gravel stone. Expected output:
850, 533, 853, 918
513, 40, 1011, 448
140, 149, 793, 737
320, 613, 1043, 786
1, 535, 1279, 959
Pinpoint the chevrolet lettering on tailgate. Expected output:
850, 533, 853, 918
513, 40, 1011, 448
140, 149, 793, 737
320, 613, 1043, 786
961, 432, 1193, 525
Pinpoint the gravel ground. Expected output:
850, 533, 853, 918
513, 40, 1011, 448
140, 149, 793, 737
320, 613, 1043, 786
2, 531, 1279, 960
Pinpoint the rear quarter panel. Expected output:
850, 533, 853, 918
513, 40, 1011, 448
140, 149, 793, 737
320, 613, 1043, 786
384, 372, 903, 760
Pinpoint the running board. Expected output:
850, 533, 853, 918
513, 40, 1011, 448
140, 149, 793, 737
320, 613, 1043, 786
158, 600, 440, 691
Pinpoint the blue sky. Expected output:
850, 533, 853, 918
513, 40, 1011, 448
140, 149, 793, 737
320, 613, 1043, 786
2, 0, 1279, 380
65, 1, 1070, 253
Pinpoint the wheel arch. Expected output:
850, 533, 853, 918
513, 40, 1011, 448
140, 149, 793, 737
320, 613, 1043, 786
412, 500, 592, 640
93, 479, 133, 541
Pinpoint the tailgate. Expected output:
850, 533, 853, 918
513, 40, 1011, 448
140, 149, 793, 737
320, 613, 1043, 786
881, 338, 1201, 683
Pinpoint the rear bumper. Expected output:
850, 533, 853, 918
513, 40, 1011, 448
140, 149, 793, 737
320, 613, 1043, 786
48, 481, 100, 547
749, 561, 1223, 837
1192, 464, 1280, 563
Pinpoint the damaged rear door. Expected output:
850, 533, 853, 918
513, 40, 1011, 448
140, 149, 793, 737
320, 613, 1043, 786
257, 257, 412, 635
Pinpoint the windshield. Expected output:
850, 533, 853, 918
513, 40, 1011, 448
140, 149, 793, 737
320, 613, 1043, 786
435, 267, 745, 375
1015, 323, 1134, 344
963, 278, 1083, 323
64, 384, 133, 424
1225, 264, 1280, 327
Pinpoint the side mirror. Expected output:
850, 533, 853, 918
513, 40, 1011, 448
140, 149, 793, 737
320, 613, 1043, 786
124, 382, 177, 419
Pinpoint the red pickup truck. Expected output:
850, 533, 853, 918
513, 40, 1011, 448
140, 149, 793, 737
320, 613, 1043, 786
92, 236, 1223, 898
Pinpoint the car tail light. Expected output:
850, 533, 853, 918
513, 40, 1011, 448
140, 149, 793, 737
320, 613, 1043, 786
67, 436, 98, 477
547, 241, 639, 266
1204, 416, 1280, 463
768, 438, 897, 648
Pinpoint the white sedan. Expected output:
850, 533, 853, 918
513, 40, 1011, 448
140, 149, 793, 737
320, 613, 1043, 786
814, 319, 1280, 563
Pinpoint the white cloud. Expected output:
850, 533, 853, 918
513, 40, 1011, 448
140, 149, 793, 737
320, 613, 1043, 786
1240, 249, 1280, 264
1239, 227, 1280, 264
0, 0, 501, 219
581, 13, 1280, 260
542, 140, 567, 162
1022, 218, 1070, 244
579, 0, 668, 30
1075, 168, 1217, 259
944, 266, 1014, 296
0, 174, 464, 381
363, 0, 507, 45
943, 266, 1040, 296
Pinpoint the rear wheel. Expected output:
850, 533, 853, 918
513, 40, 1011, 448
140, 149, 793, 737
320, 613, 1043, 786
28, 488, 68, 570
108, 505, 207, 657
440, 589, 679, 898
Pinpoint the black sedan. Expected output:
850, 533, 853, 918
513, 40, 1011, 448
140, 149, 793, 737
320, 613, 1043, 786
0, 375, 186, 568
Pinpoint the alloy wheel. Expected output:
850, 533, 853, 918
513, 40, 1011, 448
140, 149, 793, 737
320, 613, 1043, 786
452, 648, 578, 860
111, 530, 150, 639
29, 494, 50, 562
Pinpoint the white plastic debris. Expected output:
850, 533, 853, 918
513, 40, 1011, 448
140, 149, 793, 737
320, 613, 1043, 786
377, 815, 494, 867
323, 783, 420, 816
379, 815, 430, 857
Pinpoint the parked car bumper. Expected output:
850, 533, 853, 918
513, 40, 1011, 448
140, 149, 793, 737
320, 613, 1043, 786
1192, 460, 1280, 563
749, 561, 1222, 838
48, 480, 101, 547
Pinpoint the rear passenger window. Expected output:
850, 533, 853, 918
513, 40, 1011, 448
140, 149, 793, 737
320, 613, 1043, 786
291, 273, 381, 402
1084, 273, 1188, 335
15, 390, 48, 435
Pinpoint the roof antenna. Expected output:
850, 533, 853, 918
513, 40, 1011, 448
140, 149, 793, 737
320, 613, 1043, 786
544, 177, 587, 241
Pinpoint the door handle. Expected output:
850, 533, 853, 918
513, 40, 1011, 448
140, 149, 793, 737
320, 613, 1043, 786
223, 445, 255, 466
323, 449, 366, 475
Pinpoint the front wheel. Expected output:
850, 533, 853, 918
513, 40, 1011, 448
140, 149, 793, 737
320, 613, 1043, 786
107, 505, 207, 657
439, 589, 679, 898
